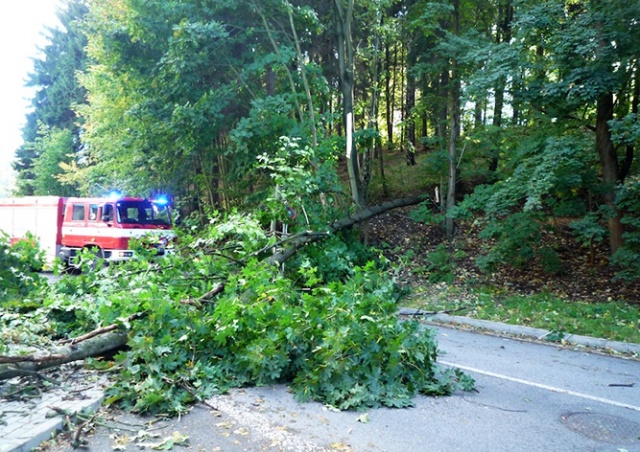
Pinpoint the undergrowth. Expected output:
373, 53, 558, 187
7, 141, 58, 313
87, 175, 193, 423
0, 232, 46, 304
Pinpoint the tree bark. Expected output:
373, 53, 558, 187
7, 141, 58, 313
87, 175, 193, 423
446, 0, 461, 239
334, 0, 364, 207
405, 37, 417, 166
0, 330, 128, 381
362, 9, 384, 204
437, 68, 449, 141
620, 59, 638, 182
385, 43, 394, 149
592, 0, 624, 255
286, 5, 318, 149
489, 0, 513, 173
596, 92, 624, 254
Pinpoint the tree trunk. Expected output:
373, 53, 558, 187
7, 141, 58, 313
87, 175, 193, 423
255, 4, 304, 124
446, 93, 459, 239
385, 38, 394, 149
391, 43, 399, 147
474, 96, 484, 128
362, 10, 384, 204
265, 64, 275, 97
334, 0, 364, 207
596, 92, 623, 254
405, 38, 417, 166
0, 330, 128, 381
377, 133, 388, 197
620, 60, 638, 182
446, 0, 461, 239
489, 0, 513, 173
399, 43, 406, 147
286, 5, 318, 149
265, 194, 430, 266
437, 68, 449, 141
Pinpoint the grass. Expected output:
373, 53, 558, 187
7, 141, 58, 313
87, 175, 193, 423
406, 285, 640, 345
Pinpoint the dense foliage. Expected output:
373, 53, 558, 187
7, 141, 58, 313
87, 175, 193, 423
13, 0, 88, 195
0, 233, 46, 303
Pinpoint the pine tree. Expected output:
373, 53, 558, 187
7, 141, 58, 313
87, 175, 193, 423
13, 0, 88, 195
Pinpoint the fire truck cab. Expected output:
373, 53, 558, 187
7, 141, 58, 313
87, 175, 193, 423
0, 196, 175, 269
59, 197, 174, 266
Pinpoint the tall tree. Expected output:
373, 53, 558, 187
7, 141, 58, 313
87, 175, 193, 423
488, 0, 513, 173
333, 0, 364, 207
403, 0, 418, 165
518, 0, 640, 254
80, 0, 261, 202
445, 0, 461, 239
455, 0, 640, 274
13, 0, 88, 195
30, 124, 79, 196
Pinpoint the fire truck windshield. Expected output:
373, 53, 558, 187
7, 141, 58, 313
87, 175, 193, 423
116, 200, 171, 226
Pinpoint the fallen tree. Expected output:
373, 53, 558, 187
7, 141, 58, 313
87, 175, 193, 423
0, 193, 474, 416
266, 194, 428, 266
1, 195, 429, 382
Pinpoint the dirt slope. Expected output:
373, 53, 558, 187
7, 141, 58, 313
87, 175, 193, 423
366, 207, 640, 304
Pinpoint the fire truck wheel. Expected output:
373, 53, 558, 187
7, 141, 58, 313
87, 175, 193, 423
87, 247, 107, 271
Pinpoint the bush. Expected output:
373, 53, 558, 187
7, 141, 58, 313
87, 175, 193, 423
424, 243, 457, 283
476, 211, 543, 272
0, 232, 46, 304
292, 230, 376, 283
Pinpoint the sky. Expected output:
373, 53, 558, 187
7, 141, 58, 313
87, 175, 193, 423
0, 0, 63, 196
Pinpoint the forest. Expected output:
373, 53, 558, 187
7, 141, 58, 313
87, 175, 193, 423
13, 0, 640, 282
2, 0, 639, 415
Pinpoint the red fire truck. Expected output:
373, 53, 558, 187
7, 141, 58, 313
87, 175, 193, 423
0, 196, 175, 269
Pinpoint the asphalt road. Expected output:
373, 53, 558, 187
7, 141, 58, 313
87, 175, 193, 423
45, 324, 640, 452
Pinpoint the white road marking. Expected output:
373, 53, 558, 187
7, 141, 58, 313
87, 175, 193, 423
439, 360, 640, 413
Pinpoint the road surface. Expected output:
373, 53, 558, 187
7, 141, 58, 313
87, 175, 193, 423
44, 323, 640, 452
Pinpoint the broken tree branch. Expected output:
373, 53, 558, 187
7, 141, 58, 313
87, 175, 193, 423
0, 330, 128, 381
265, 194, 429, 266
0, 354, 65, 364
58, 313, 144, 346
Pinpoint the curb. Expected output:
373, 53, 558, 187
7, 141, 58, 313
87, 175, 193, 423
0, 371, 105, 452
398, 308, 640, 357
